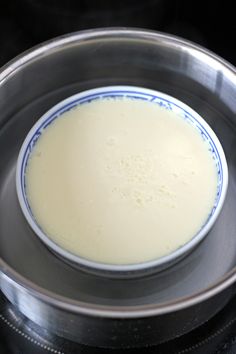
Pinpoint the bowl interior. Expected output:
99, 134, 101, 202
16, 85, 228, 274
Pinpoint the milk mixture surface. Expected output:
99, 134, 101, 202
26, 98, 217, 264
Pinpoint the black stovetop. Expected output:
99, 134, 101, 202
1, 1, 236, 353
1, 0, 236, 68
1, 290, 236, 354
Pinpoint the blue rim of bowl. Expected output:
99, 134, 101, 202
16, 85, 228, 274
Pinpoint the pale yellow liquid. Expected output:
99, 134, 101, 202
26, 98, 217, 264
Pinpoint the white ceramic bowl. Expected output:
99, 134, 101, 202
16, 86, 228, 277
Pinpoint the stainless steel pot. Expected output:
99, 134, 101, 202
0, 28, 236, 348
